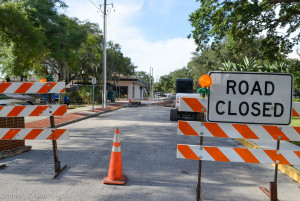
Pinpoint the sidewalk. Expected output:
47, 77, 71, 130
25, 102, 128, 128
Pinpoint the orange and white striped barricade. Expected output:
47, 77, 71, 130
293, 102, 300, 117
177, 121, 300, 200
0, 105, 67, 117
179, 97, 207, 113
0, 82, 68, 179
178, 121, 300, 141
179, 97, 300, 117
177, 145, 300, 165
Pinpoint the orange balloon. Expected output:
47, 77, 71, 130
40, 78, 47, 82
199, 75, 212, 87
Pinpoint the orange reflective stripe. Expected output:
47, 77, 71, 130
113, 142, 121, 147
293, 127, 300, 135
264, 150, 290, 165
0, 83, 12, 93
37, 83, 56, 93
7, 106, 26, 117
2, 129, 21, 139
233, 124, 259, 139
0, 106, 4, 111
177, 145, 199, 160
204, 123, 229, 138
60, 88, 65, 93
52, 105, 67, 116
24, 129, 43, 139
294, 151, 300, 158
204, 147, 230, 162
263, 125, 290, 141
233, 148, 260, 163
183, 98, 206, 112
47, 129, 67, 140
178, 121, 198, 136
292, 109, 299, 117
29, 106, 48, 116
15, 83, 33, 93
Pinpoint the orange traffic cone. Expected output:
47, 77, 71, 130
102, 128, 127, 185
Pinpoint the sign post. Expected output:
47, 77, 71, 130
92, 77, 96, 111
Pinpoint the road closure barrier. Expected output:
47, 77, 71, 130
0, 82, 68, 179
178, 121, 300, 141
177, 145, 300, 165
176, 72, 300, 201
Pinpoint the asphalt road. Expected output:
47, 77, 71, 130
0, 105, 299, 201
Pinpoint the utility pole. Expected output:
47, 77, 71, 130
150, 67, 152, 98
102, 0, 107, 108
89, 0, 114, 108
151, 67, 154, 98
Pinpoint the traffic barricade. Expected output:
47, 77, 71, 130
0, 82, 69, 179
176, 72, 300, 201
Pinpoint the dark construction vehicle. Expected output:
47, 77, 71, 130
170, 79, 202, 121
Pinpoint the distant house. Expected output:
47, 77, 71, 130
110, 77, 148, 100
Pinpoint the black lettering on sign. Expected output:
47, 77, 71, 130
274, 103, 284, 117
238, 80, 249, 95
263, 102, 272, 117
227, 80, 236, 94
216, 101, 225, 115
265, 81, 275, 95
228, 101, 237, 115
251, 81, 262, 95
239, 102, 249, 116
251, 102, 261, 116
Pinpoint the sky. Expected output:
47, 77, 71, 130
62, 0, 199, 81
62, 0, 299, 81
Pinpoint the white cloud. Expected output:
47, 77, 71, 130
64, 0, 197, 78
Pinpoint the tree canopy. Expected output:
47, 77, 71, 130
0, 0, 136, 83
189, 0, 300, 61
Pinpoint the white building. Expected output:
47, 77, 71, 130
111, 77, 148, 100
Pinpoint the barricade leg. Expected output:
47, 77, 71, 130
259, 140, 280, 201
196, 111, 205, 201
196, 136, 203, 201
49, 106, 67, 179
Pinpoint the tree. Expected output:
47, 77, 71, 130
134, 71, 151, 84
0, 0, 45, 79
189, 0, 300, 61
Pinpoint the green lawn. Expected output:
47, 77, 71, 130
291, 117, 300, 146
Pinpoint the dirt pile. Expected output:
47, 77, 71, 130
151, 100, 175, 107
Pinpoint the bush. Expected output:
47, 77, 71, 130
66, 86, 102, 104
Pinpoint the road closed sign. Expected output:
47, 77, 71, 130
207, 72, 293, 125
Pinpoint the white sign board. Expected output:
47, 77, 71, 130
207, 72, 293, 125
92, 77, 96, 85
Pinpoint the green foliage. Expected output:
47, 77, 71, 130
153, 67, 193, 93
66, 86, 102, 104
0, 1, 45, 78
155, 37, 300, 94
189, 0, 300, 61
0, 0, 137, 85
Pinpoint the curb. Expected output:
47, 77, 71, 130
236, 138, 300, 183
54, 105, 126, 128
